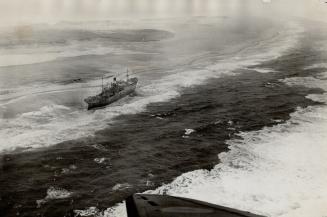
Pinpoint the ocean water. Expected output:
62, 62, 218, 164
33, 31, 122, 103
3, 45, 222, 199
0, 16, 327, 217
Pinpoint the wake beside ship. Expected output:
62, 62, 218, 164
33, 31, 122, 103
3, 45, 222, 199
84, 70, 138, 110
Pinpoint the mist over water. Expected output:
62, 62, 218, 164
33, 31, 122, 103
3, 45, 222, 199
1, 1, 327, 217
1, 0, 327, 26
0, 0, 279, 26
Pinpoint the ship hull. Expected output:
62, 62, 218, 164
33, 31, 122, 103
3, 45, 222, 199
85, 81, 137, 110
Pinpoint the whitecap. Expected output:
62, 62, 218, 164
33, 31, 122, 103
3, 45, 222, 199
74, 207, 100, 217
36, 186, 72, 208
91, 144, 109, 152
94, 157, 110, 164
184, 128, 195, 135
250, 67, 276, 74
45, 186, 72, 200
112, 183, 132, 191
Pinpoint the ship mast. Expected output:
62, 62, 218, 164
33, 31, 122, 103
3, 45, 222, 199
102, 76, 104, 91
126, 68, 129, 81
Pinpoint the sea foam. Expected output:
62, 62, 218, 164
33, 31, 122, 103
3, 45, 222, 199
80, 24, 327, 217
0, 23, 302, 154
105, 68, 327, 217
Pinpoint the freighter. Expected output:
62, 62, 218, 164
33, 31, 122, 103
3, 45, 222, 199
84, 70, 138, 110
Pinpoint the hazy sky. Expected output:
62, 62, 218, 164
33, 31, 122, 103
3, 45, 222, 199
0, 0, 326, 26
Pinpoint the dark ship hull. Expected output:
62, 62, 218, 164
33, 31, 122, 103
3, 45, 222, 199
85, 77, 138, 110
126, 194, 265, 217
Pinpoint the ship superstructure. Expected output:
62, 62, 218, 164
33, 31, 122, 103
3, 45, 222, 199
84, 70, 138, 110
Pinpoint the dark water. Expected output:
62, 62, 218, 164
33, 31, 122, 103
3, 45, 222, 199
0, 38, 326, 217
